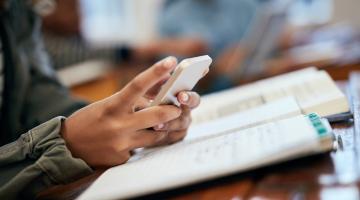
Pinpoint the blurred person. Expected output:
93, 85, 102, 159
0, 0, 202, 199
43, 0, 259, 94
159, 0, 260, 93
42, 0, 262, 94
195, 0, 323, 93
159, 0, 258, 58
42, 0, 208, 69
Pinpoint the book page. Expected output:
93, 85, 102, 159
257, 71, 348, 115
135, 97, 300, 158
187, 97, 301, 141
196, 67, 318, 109
78, 115, 332, 200
192, 68, 348, 125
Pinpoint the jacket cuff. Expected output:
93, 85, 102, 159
29, 116, 93, 184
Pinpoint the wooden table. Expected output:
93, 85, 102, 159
39, 65, 360, 200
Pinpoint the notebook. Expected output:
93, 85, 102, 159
77, 114, 334, 200
77, 67, 348, 200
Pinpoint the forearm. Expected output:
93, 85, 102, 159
0, 117, 92, 200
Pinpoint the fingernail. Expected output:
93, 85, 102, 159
156, 123, 164, 130
180, 92, 189, 103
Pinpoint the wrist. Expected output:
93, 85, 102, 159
60, 117, 77, 157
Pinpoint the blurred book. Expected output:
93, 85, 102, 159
287, 23, 360, 68
56, 60, 113, 87
287, 40, 343, 66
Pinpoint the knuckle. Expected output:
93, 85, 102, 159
121, 153, 131, 163
101, 98, 115, 116
111, 140, 130, 154
175, 115, 190, 130
182, 105, 191, 114
168, 131, 186, 143
108, 119, 125, 134
180, 117, 191, 129
153, 64, 166, 76
110, 144, 120, 154
116, 152, 131, 165
171, 107, 182, 118
129, 77, 144, 92
176, 108, 182, 116
114, 91, 131, 108
156, 110, 170, 122
151, 134, 162, 145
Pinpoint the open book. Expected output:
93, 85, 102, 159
77, 68, 348, 200
187, 67, 349, 141
192, 67, 348, 124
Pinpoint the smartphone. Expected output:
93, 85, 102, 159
151, 55, 212, 107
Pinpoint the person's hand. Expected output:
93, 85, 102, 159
135, 90, 201, 146
154, 91, 200, 145
61, 57, 198, 167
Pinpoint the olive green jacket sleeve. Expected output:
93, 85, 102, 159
0, 117, 93, 200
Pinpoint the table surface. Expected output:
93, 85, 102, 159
39, 64, 360, 200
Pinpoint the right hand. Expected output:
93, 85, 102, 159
61, 57, 182, 167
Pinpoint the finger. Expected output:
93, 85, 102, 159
167, 130, 187, 144
130, 130, 168, 148
156, 106, 191, 131
134, 97, 152, 111
116, 57, 177, 109
177, 91, 201, 109
154, 130, 187, 146
145, 75, 171, 99
129, 105, 182, 130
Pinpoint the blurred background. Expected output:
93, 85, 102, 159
36, 0, 360, 99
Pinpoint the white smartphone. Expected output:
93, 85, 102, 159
151, 55, 212, 107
